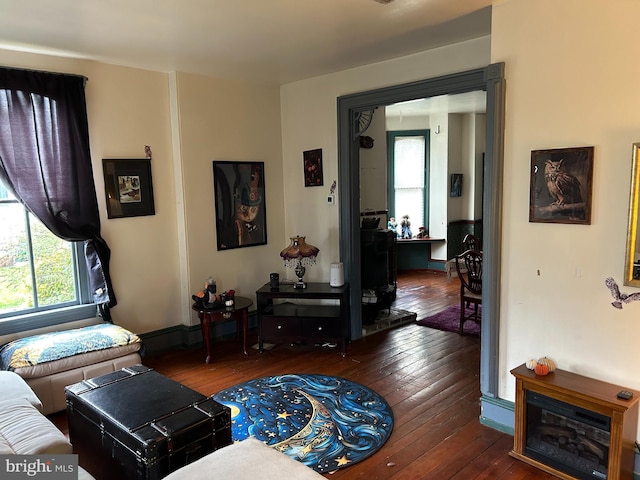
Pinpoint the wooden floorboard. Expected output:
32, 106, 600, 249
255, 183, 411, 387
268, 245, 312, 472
49, 270, 554, 479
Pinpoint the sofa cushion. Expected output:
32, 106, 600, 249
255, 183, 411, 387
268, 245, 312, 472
14, 343, 142, 379
0, 370, 42, 411
0, 323, 142, 371
0, 397, 72, 455
162, 438, 324, 480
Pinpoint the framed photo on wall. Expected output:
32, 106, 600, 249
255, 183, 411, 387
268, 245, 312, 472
103, 159, 155, 219
303, 148, 323, 187
529, 146, 594, 225
213, 161, 267, 250
450, 174, 463, 197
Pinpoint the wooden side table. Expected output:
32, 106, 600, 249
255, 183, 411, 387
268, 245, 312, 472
192, 296, 252, 363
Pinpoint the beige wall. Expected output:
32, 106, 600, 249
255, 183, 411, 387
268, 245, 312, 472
0, 50, 179, 335
89, 63, 180, 334
280, 37, 492, 281
0, 50, 283, 335
492, 0, 640, 404
173, 72, 284, 327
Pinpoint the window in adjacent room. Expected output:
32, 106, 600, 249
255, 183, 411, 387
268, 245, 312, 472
0, 180, 90, 319
388, 130, 430, 235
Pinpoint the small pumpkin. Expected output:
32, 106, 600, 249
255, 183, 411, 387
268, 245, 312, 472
534, 363, 550, 376
525, 359, 538, 370
537, 356, 557, 372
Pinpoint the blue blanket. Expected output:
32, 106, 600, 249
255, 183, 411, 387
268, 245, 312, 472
0, 323, 141, 371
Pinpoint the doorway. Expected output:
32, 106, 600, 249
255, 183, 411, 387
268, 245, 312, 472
337, 64, 505, 398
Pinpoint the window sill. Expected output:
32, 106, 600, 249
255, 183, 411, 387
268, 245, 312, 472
0, 304, 98, 337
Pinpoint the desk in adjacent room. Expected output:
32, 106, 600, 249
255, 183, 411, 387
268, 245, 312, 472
396, 237, 445, 270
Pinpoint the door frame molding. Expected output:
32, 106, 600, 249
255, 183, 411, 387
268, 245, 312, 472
337, 63, 505, 397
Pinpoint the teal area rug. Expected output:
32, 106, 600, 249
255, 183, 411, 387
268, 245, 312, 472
213, 374, 393, 473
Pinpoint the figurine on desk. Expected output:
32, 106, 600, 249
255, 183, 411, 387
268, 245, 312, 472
400, 215, 412, 239
387, 217, 399, 238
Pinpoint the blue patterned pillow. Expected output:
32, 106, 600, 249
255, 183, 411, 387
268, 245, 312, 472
0, 323, 141, 370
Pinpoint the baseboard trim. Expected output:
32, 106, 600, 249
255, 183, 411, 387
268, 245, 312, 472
479, 394, 514, 435
138, 310, 257, 355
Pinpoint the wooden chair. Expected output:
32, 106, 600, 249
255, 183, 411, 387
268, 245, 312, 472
454, 249, 482, 334
462, 233, 481, 252
460, 234, 481, 308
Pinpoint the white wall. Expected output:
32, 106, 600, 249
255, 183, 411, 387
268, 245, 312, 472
456, 113, 485, 224
447, 114, 464, 222
386, 115, 430, 132
492, 0, 640, 409
474, 115, 486, 220
359, 110, 387, 215
429, 112, 449, 259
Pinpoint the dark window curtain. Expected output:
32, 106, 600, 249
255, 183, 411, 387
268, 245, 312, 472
0, 67, 116, 321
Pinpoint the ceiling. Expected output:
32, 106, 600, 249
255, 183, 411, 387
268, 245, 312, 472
0, 0, 493, 85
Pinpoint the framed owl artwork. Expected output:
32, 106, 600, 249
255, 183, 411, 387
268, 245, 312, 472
529, 146, 594, 224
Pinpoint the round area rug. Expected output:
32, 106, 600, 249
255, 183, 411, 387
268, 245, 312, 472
213, 374, 393, 473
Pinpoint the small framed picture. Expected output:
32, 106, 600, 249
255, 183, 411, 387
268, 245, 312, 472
450, 174, 463, 197
103, 159, 155, 219
529, 146, 594, 225
303, 148, 323, 187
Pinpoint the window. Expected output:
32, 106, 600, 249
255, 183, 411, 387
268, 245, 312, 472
0, 68, 111, 335
388, 130, 430, 235
0, 179, 91, 323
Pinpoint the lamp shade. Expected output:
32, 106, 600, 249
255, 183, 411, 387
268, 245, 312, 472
280, 236, 319, 265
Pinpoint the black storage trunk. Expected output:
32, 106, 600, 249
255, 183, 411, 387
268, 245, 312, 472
65, 365, 231, 480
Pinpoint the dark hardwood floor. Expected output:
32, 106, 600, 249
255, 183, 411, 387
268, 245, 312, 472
50, 270, 553, 479
394, 269, 461, 320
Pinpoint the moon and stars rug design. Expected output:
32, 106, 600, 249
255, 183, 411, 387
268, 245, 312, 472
212, 374, 393, 473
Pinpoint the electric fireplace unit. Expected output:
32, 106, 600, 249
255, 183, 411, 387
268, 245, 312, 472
526, 391, 610, 479
511, 364, 640, 480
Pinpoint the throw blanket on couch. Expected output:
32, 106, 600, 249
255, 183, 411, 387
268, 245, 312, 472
0, 323, 142, 371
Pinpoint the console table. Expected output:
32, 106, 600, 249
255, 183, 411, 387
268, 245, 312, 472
256, 282, 349, 356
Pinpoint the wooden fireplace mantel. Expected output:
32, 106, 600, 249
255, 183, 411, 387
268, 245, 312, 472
510, 363, 640, 480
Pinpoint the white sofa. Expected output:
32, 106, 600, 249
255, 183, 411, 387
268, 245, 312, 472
0, 371, 95, 479
0, 370, 71, 455
163, 438, 325, 480
1, 370, 324, 480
